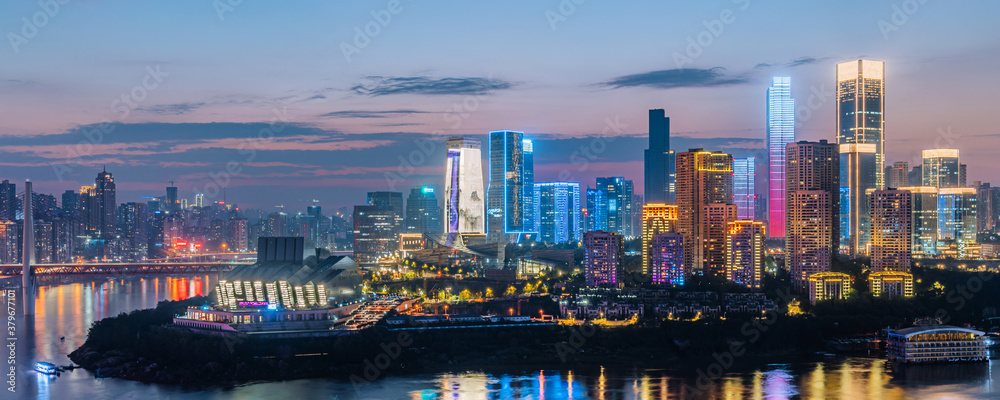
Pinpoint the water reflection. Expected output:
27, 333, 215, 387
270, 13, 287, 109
4, 277, 1000, 399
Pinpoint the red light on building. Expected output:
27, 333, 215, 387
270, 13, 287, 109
194, 243, 203, 248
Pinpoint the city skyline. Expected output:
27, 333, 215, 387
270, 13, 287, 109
2, 2, 999, 211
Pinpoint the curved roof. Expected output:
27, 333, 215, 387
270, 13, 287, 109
889, 325, 985, 339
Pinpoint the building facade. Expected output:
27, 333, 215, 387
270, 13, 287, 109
405, 187, 442, 234
726, 220, 765, 289
676, 149, 733, 277
533, 182, 581, 244
487, 130, 534, 238
870, 190, 911, 272
352, 205, 403, 264
649, 232, 684, 286
641, 203, 677, 275
444, 137, 486, 234
766, 77, 795, 238
733, 157, 756, 220
645, 109, 675, 204
922, 149, 961, 188
584, 230, 623, 287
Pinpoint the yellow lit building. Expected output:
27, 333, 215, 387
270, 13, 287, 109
641, 203, 677, 275
726, 220, 765, 289
808, 272, 851, 304
869, 271, 914, 298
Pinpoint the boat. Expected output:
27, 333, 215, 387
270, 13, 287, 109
886, 324, 988, 367
34, 362, 58, 375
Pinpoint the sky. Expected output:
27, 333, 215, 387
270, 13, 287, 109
1, 0, 999, 212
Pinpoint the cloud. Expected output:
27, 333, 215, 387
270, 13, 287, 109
350, 76, 513, 96
600, 68, 750, 89
137, 102, 206, 115
301, 94, 326, 101
318, 109, 431, 119
785, 56, 830, 67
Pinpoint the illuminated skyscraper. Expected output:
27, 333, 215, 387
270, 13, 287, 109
94, 169, 117, 238
165, 184, 179, 213
406, 187, 442, 234
584, 230, 623, 287
353, 205, 402, 265
898, 186, 939, 257
733, 157, 756, 220
522, 139, 535, 232
194, 193, 205, 208
976, 182, 995, 234
922, 149, 961, 188
870, 190, 911, 272
444, 137, 485, 233
786, 140, 839, 291
645, 109, 676, 204
585, 186, 606, 232
837, 59, 885, 256
641, 203, 677, 275
533, 182, 581, 244
937, 188, 977, 258
702, 203, 738, 278
650, 232, 684, 286
676, 149, 733, 276
766, 77, 794, 237
487, 130, 534, 237
726, 220, 765, 289
591, 177, 634, 237
0, 180, 15, 221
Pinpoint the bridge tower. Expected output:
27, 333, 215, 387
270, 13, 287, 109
22, 180, 34, 316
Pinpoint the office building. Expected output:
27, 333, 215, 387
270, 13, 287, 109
487, 130, 534, 237
937, 188, 977, 258
733, 157, 756, 220
898, 186, 940, 257
785, 140, 840, 290
922, 149, 961, 188
405, 187, 442, 234
676, 149, 733, 276
116, 202, 148, 261
533, 182, 581, 244
766, 77, 795, 238
887, 161, 909, 189
592, 177, 634, 237
584, 230, 623, 287
165, 184, 180, 213
522, 139, 535, 232
367, 191, 404, 218
641, 203, 677, 275
585, 186, 606, 232
726, 220, 766, 289
92, 169, 117, 238
229, 218, 249, 252
649, 232, 684, 286
976, 182, 996, 233
353, 205, 403, 265
645, 109, 675, 204
808, 272, 852, 305
0, 180, 16, 221
61, 190, 79, 219
837, 59, 885, 256
703, 204, 739, 278
870, 190, 911, 272
444, 137, 486, 234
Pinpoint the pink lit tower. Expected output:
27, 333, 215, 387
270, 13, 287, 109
766, 77, 795, 238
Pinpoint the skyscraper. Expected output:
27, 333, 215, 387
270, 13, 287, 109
584, 230, 623, 287
405, 187, 442, 234
95, 169, 117, 238
195, 193, 205, 208
61, 190, 79, 220
870, 190, 912, 272
353, 205, 402, 265
726, 220, 766, 289
0, 180, 15, 221
487, 130, 534, 237
641, 203, 677, 275
367, 191, 404, 217
645, 109, 675, 204
976, 182, 995, 233
117, 202, 148, 261
522, 139, 535, 232
937, 188, 977, 258
593, 177, 634, 237
649, 232, 684, 286
837, 59, 885, 256
676, 149, 733, 276
766, 77, 795, 238
922, 149, 961, 188
444, 137, 485, 233
898, 186, 939, 257
886, 161, 909, 189
786, 140, 840, 291
533, 182, 581, 244
585, 186, 606, 232
733, 157, 756, 220
702, 204, 739, 278
165, 184, 180, 213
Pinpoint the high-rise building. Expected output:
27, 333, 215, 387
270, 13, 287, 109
405, 187, 442, 234
228, 218, 249, 252
645, 109, 675, 204
444, 137, 486, 234
367, 191, 404, 217
0, 180, 16, 221
909, 165, 923, 186
703, 204, 739, 278
641, 203, 677, 275
726, 220, 765, 289
522, 139, 535, 233
353, 205, 402, 265
976, 182, 995, 233
837, 60, 885, 257
785, 140, 840, 291
94, 169, 117, 238
937, 188, 977, 258
922, 149, 961, 188
165, 184, 179, 213
584, 230, 623, 287
960, 164, 967, 187
886, 161, 909, 189
649, 232, 684, 286
733, 157, 756, 220
585, 186, 606, 232
117, 202, 148, 261
533, 182, 581, 244
676, 149, 733, 276
592, 177, 634, 237
870, 190, 911, 272
487, 130, 534, 237
194, 193, 205, 208
61, 190, 79, 219
766, 77, 795, 238
898, 186, 940, 258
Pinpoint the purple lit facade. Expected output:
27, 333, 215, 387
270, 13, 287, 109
650, 232, 684, 285
767, 77, 794, 237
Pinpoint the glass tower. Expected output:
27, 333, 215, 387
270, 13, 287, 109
921, 149, 961, 188
444, 137, 485, 233
645, 109, 676, 204
533, 182, 581, 244
837, 60, 885, 256
487, 130, 534, 237
733, 157, 756, 220
766, 77, 794, 237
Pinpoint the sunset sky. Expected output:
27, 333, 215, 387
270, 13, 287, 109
2, 0, 998, 211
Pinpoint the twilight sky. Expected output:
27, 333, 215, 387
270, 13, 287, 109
2, 0, 999, 212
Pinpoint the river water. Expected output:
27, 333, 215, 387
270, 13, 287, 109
5, 277, 1000, 399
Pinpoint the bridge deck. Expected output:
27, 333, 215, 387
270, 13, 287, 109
0, 262, 250, 277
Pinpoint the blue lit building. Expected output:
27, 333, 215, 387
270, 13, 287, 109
591, 177, 634, 237
487, 130, 535, 238
645, 109, 675, 204
733, 157, 756, 220
533, 182, 581, 244
766, 77, 794, 237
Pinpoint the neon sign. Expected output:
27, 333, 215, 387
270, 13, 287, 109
238, 301, 269, 306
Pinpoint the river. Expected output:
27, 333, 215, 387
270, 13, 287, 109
5, 277, 1000, 399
